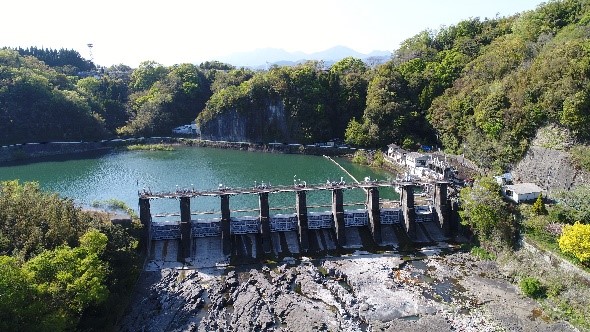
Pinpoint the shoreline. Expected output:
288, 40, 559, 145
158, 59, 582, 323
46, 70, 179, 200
0, 137, 358, 164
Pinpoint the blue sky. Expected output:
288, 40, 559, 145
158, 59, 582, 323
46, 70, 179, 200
2, 0, 546, 67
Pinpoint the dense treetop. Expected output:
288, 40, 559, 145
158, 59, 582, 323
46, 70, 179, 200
0, 180, 142, 331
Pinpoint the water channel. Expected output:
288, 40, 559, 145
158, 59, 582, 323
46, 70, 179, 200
0, 146, 398, 217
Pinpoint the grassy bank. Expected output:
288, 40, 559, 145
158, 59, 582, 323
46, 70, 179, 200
126, 143, 175, 151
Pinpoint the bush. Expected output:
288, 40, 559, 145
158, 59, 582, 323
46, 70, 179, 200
371, 150, 385, 167
519, 277, 546, 298
554, 186, 590, 224
570, 145, 590, 172
470, 246, 496, 260
558, 222, 590, 265
523, 214, 563, 246
532, 193, 548, 215
351, 150, 369, 165
459, 177, 515, 249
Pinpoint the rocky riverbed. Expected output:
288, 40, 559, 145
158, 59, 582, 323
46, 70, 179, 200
118, 246, 577, 332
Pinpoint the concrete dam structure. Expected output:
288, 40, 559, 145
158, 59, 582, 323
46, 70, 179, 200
139, 181, 458, 266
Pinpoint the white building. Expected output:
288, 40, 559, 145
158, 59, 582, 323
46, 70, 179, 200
405, 152, 430, 168
494, 173, 513, 186
172, 123, 199, 135
387, 144, 407, 165
502, 183, 543, 203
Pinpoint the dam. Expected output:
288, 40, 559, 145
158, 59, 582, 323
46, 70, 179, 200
139, 180, 459, 267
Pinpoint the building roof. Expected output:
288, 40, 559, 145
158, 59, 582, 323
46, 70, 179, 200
505, 183, 542, 195
406, 152, 427, 160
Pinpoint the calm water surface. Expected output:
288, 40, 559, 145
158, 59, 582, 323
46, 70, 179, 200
0, 147, 398, 216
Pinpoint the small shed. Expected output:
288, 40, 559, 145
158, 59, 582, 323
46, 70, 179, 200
494, 173, 513, 186
503, 183, 543, 203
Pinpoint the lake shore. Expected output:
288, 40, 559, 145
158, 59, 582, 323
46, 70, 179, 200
0, 137, 357, 164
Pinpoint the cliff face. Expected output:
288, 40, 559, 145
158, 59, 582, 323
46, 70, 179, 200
199, 101, 290, 142
511, 126, 590, 195
512, 146, 589, 193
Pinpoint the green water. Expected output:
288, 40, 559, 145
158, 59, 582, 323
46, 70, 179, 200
0, 146, 398, 216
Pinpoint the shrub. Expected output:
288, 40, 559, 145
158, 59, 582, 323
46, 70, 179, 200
532, 193, 548, 215
558, 222, 590, 265
554, 186, 590, 223
570, 145, 590, 172
519, 277, 546, 298
371, 150, 385, 167
351, 150, 368, 165
459, 177, 515, 249
470, 246, 496, 260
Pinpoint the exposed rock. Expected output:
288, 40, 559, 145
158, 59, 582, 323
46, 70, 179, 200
511, 145, 589, 193
118, 251, 577, 332
512, 125, 590, 194
199, 101, 290, 143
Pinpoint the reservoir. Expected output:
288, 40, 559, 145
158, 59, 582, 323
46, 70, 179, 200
0, 146, 398, 216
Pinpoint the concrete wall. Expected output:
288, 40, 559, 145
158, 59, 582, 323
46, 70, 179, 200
0, 141, 111, 163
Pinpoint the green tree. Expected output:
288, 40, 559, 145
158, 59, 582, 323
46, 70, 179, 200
561, 89, 590, 139
532, 193, 548, 215
459, 177, 514, 248
329, 57, 370, 137
24, 230, 109, 320
345, 118, 372, 146
0, 256, 50, 331
0, 180, 90, 259
129, 61, 169, 91
76, 75, 129, 132
0, 49, 107, 144
119, 63, 210, 136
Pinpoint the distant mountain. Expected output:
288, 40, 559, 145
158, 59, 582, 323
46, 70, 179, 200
219, 46, 391, 68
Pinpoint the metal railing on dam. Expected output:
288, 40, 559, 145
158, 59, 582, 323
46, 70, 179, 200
139, 180, 459, 263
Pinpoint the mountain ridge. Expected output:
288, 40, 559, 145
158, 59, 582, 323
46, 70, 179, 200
218, 45, 391, 67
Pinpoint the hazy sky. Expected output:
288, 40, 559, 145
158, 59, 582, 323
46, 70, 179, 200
2, 0, 546, 67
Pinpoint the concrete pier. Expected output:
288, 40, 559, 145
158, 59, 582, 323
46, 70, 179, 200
179, 197, 192, 262
332, 189, 346, 247
139, 197, 151, 255
259, 192, 272, 254
434, 182, 452, 236
366, 187, 382, 244
220, 194, 232, 256
296, 190, 310, 252
450, 200, 460, 236
400, 184, 416, 239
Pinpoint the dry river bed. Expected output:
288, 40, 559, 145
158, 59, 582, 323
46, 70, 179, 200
118, 245, 577, 331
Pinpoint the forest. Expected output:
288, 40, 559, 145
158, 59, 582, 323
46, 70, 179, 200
1, 0, 590, 171
0, 181, 142, 331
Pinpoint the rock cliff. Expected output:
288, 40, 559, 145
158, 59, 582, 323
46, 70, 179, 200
511, 126, 590, 195
199, 101, 291, 143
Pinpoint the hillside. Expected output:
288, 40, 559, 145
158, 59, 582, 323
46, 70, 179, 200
2, 0, 590, 173
197, 0, 590, 172
512, 125, 590, 192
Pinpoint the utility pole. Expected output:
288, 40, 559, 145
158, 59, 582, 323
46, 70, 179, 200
87, 43, 94, 63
